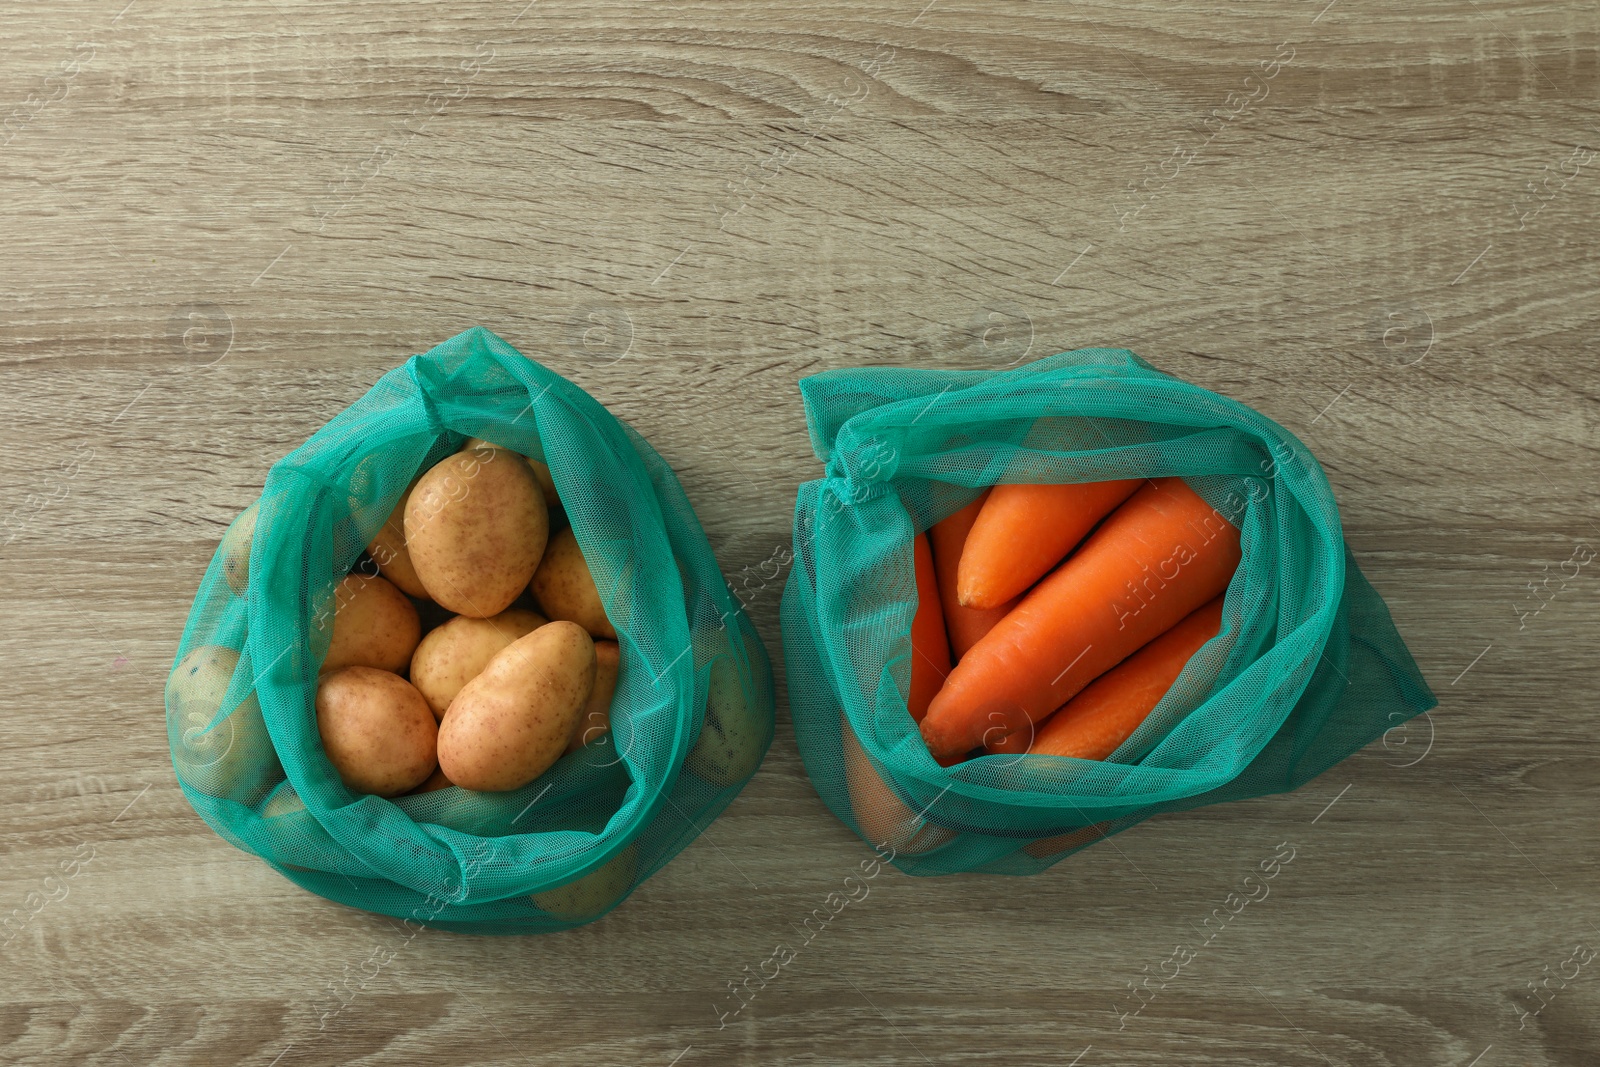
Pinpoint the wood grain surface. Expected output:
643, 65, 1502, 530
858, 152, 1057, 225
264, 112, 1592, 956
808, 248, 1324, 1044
3, 0, 1598, 1063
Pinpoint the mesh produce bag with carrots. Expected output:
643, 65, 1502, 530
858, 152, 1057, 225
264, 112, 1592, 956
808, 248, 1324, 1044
781, 348, 1435, 875
167, 327, 774, 931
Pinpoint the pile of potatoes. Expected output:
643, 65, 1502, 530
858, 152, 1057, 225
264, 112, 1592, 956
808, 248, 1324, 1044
168, 425, 769, 929
316, 438, 622, 798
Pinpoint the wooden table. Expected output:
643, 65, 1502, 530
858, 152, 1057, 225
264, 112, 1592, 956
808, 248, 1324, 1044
4, 1, 1596, 1063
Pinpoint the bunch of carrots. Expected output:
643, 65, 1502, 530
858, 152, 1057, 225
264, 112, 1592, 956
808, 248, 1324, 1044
842, 476, 1243, 853
904, 476, 1242, 765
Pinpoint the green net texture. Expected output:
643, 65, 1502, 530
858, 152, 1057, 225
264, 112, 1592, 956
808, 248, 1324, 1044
781, 348, 1436, 876
167, 327, 774, 932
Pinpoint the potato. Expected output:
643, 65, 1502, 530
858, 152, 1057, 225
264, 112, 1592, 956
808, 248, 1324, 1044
218, 502, 258, 595
258, 782, 316, 870
438, 621, 595, 792
315, 667, 438, 797
527, 459, 559, 510
464, 437, 560, 509
261, 781, 306, 819
406, 445, 549, 617
565, 639, 619, 754
531, 844, 637, 921
685, 656, 768, 786
319, 573, 421, 674
166, 645, 283, 802
530, 527, 615, 640
410, 608, 548, 718
366, 477, 428, 597
411, 765, 456, 794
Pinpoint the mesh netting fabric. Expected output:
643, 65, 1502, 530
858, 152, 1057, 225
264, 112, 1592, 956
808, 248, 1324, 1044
781, 348, 1435, 875
167, 327, 774, 932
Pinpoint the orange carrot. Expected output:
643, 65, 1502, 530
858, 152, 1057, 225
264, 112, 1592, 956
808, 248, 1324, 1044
929, 491, 1018, 659
908, 531, 951, 723
1023, 822, 1109, 858
986, 595, 1224, 758
841, 715, 954, 855
957, 478, 1142, 609
920, 478, 1240, 760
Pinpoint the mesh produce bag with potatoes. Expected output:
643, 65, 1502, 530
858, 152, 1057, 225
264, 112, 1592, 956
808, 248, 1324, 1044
167, 327, 774, 931
781, 348, 1435, 876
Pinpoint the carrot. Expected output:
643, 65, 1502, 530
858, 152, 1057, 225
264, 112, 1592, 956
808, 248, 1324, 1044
841, 715, 954, 854
957, 478, 1142, 609
908, 532, 951, 722
920, 477, 1240, 760
986, 596, 1225, 759
929, 490, 1018, 659
1023, 822, 1109, 858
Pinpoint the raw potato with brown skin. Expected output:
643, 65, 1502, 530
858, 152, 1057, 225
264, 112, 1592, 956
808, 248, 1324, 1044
261, 782, 305, 819
219, 502, 257, 595
409, 608, 548, 718
531, 844, 637, 921
166, 644, 283, 802
685, 656, 767, 786
464, 437, 560, 508
367, 477, 427, 597
531, 527, 616, 639
527, 458, 559, 510
411, 766, 456, 794
439, 621, 596, 792
320, 573, 421, 674
258, 782, 313, 871
316, 667, 438, 797
406, 445, 549, 617
565, 639, 619, 754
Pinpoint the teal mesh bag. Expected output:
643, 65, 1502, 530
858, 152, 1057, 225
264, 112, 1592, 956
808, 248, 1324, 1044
167, 327, 774, 931
781, 348, 1435, 876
